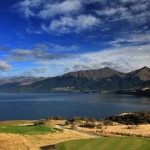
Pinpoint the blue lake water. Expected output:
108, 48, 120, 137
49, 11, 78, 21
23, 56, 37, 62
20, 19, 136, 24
0, 93, 150, 121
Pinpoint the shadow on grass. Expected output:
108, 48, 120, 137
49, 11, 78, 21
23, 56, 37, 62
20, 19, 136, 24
40, 145, 57, 150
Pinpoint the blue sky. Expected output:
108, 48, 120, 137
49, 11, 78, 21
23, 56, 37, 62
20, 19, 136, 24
0, 0, 150, 77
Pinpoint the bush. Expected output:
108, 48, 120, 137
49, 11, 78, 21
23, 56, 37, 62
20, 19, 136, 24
103, 120, 113, 126
67, 117, 97, 124
97, 124, 103, 129
34, 120, 46, 126
53, 116, 66, 120
45, 116, 66, 121
127, 125, 138, 130
71, 123, 77, 130
80, 122, 96, 128
65, 120, 71, 126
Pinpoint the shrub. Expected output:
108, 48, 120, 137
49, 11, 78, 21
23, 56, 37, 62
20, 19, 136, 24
127, 125, 138, 130
53, 116, 66, 120
34, 120, 46, 126
65, 120, 71, 126
103, 120, 113, 126
67, 117, 97, 124
45, 116, 66, 121
80, 122, 96, 128
71, 123, 77, 130
97, 124, 103, 129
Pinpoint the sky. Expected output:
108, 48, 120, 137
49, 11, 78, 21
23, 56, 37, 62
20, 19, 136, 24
0, 0, 150, 77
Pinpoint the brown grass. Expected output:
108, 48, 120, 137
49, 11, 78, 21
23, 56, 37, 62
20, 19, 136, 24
0, 120, 34, 126
0, 133, 33, 150
79, 124, 150, 137
0, 120, 93, 150
0, 120, 150, 150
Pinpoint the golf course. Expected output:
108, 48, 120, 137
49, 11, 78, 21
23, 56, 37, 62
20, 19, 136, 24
0, 119, 150, 150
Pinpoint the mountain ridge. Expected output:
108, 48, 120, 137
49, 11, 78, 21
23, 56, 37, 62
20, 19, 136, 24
126, 66, 150, 81
63, 67, 125, 81
0, 66, 150, 93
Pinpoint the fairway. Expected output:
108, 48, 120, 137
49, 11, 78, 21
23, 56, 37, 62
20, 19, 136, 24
57, 137, 150, 150
0, 125, 57, 135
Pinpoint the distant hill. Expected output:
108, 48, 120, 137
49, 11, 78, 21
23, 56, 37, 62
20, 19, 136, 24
0, 76, 45, 86
0, 67, 150, 93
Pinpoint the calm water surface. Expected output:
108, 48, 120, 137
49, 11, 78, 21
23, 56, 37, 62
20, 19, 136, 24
0, 93, 150, 121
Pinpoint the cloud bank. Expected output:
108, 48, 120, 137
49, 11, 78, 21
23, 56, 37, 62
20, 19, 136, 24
1, 42, 150, 76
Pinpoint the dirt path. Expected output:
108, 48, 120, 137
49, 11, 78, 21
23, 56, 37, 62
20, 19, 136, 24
55, 125, 102, 138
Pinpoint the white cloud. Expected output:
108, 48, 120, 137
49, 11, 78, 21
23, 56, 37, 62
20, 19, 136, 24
29, 44, 150, 75
96, 0, 150, 25
48, 43, 79, 51
14, 0, 101, 34
121, 0, 147, 3
0, 60, 13, 71
39, 0, 82, 19
14, 0, 150, 34
4, 44, 77, 63
42, 15, 100, 33
2, 43, 150, 76
15, 0, 83, 19
121, 0, 136, 3
13, 49, 33, 55
131, 2, 149, 12
109, 33, 150, 47
77, 45, 150, 72
96, 7, 127, 16
14, 0, 43, 17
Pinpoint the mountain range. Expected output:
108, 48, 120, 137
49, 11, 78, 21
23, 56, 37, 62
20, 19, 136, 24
0, 66, 150, 93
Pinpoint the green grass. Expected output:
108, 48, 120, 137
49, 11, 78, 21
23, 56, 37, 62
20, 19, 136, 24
0, 125, 57, 135
57, 137, 150, 150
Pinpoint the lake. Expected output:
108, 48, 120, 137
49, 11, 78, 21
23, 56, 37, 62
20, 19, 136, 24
0, 93, 150, 121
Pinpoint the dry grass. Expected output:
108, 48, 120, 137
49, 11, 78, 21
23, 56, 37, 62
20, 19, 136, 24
0, 126, 93, 150
79, 124, 150, 137
44, 120, 66, 127
0, 120, 150, 150
104, 124, 150, 136
0, 120, 65, 127
0, 120, 34, 126
0, 133, 33, 150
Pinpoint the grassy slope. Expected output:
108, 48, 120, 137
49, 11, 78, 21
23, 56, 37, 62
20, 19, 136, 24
0, 125, 56, 135
57, 137, 150, 150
